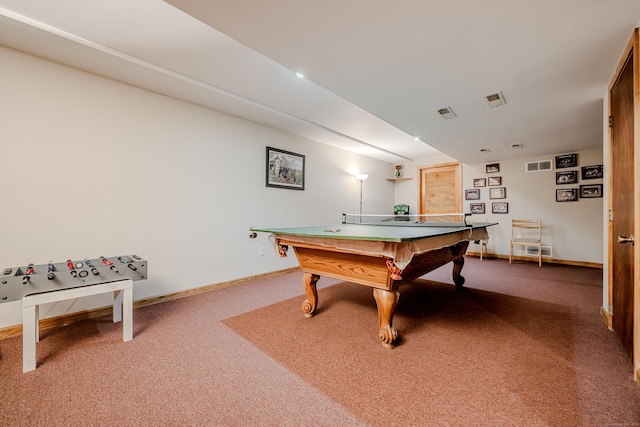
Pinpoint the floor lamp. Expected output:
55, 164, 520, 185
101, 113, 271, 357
355, 174, 368, 222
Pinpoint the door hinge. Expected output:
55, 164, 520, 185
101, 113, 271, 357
609, 210, 613, 222
609, 115, 613, 128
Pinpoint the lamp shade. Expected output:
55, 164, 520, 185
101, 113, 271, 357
355, 173, 368, 181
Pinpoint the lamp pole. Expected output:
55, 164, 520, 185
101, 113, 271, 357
355, 174, 368, 222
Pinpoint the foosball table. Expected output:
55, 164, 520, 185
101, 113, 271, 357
1, 255, 147, 372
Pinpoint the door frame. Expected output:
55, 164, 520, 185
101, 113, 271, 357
418, 162, 462, 216
606, 28, 640, 383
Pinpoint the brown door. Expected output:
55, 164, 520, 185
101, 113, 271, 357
419, 162, 462, 219
609, 31, 637, 364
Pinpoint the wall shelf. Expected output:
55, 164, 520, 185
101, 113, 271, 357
386, 177, 413, 182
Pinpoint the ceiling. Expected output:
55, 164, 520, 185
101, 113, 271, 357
0, 1, 639, 164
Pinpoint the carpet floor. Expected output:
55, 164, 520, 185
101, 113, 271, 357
0, 258, 639, 426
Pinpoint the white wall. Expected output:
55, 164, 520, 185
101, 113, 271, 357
0, 46, 394, 328
393, 150, 604, 264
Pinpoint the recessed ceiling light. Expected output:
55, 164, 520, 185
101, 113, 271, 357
480, 148, 491, 153
484, 91, 506, 108
295, 71, 305, 78
414, 136, 421, 142
437, 107, 457, 119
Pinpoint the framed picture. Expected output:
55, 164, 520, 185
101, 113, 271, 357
491, 202, 509, 214
465, 189, 480, 200
266, 147, 305, 190
581, 165, 603, 180
489, 187, 506, 199
488, 176, 502, 186
556, 188, 578, 202
473, 178, 486, 187
486, 163, 500, 173
555, 153, 577, 169
470, 203, 485, 214
580, 184, 603, 198
556, 170, 578, 185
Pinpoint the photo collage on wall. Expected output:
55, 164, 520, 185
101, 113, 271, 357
466, 163, 508, 215
555, 153, 603, 202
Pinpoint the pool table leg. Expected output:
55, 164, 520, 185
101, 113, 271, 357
452, 256, 466, 287
301, 273, 320, 318
373, 288, 399, 349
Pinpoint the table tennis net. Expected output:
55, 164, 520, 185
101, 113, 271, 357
342, 213, 471, 227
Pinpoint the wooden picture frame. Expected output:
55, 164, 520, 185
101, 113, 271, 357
473, 178, 486, 187
489, 187, 506, 199
491, 202, 508, 214
556, 188, 578, 202
580, 184, 603, 198
581, 165, 603, 180
555, 153, 577, 169
266, 147, 305, 190
465, 189, 480, 200
469, 203, 485, 214
488, 176, 502, 186
556, 170, 578, 185
486, 163, 500, 173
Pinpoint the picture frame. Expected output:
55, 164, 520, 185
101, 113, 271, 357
486, 163, 500, 173
266, 146, 305, 190
581, 165, 603, 180
491, 202, 509, 214
465, 189, 480, 200
580, 184, 603, 198
489, 187, 506, 199
556, 188, 578, 202
488, 176, 502, 186
556, 170, 578, 185
469, 203, 485, 214
473, 178, 486, 187
555, 153, 577, 169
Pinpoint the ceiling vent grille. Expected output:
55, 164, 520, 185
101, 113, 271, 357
437, 107, 457, 119
485, 91, 506, 108
526, 160, 553, 172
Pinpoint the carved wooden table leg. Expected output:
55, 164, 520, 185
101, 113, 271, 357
373, 288, 399, 349
452, 256, 465, 287
302, 273, 320, 318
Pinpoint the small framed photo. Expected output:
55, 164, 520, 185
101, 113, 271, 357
470, 203, 485, 214
488, 176, 502, 186
580, 184, 603, 198
492, 202, 509, 214
266, 146, 305, 190
473, 178, 486, 187
556, 170, 578, 185
489, 187, 506, 199
465, 189, 480, 200
556, 188, 578, 202
486, 163, 500, 173
581, 165, 603, 180
555, 153, 577, 169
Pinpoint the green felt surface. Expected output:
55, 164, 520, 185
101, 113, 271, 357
251, 223, 493, 243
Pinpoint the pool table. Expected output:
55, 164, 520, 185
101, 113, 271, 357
251, 220, 491, 348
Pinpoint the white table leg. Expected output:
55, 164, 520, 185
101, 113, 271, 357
22, 305, 37, 373
35, 304, 40, 342
122, 286, 133, 341
113, 289, 123, 323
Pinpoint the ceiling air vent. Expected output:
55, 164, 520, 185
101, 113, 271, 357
437, 107, 457, 119
526, 160, 552, 172
484, 91, 506, 108
480, 148, 491, 153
